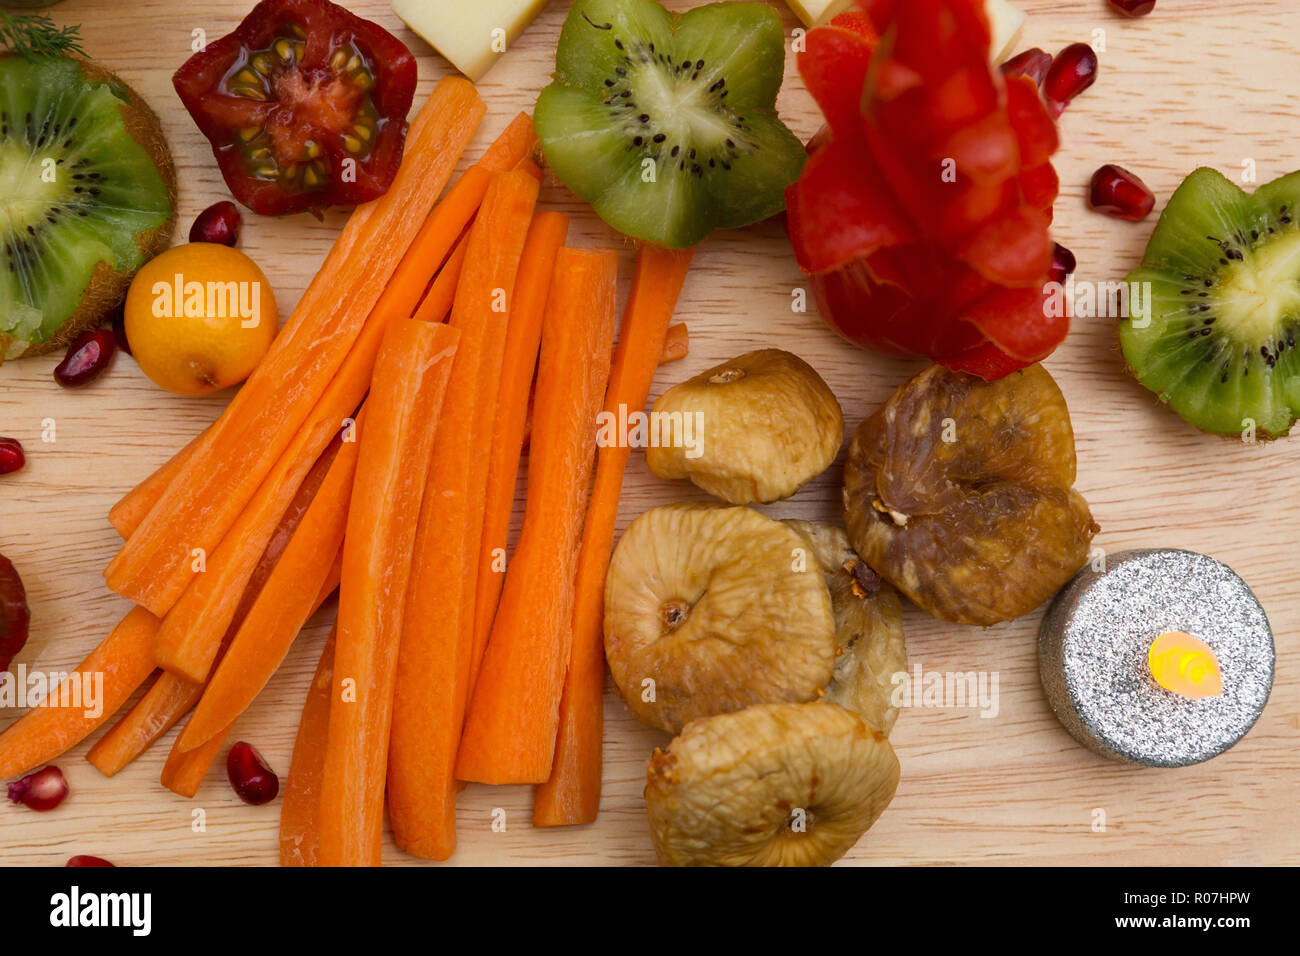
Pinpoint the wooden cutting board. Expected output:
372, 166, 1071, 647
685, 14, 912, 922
1, 0, 1297, 866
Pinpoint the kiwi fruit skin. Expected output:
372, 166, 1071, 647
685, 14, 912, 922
0, 55, 177, 360
533, 0, 806, 249
1119, 166, 1300, 439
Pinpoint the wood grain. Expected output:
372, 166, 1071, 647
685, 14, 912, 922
1, 0, 1297, 866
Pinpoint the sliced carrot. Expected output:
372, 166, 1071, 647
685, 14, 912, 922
177, 413, 362, 751
412, 229, 470, 323
478, 112, 537, 174
386, 170, 540, 861
660, 321, 690, 364
314, 545, 342, 609
467, 211, 570, 706
534, 245, 694, 825
280, 627, 336, 867
108, 427, 209, 539
104, 77, 485, 618
151, 182, 491, 686
318, 320, 460, 867
0, 607, 159, 780
160, 722, 229, 798
458, 247, 619, 786
87, 438, 345, 777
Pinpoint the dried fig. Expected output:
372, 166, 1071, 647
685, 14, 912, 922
783, 520, 906, 735
645, 349, 843, 504
604, 503, 836, 734
645, 702, 900, 866
843, 364, 1098, 626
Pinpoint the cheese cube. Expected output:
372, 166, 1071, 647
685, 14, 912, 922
785, 0, 1026, 63
392, 0, 552, 81
785, 0, 854, 28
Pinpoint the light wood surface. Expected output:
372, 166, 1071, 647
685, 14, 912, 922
1, 0, 1297, 866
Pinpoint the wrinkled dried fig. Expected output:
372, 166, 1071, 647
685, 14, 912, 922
604, 503, 836, 734
843, 364, 1098, 627
783, 520, 906, 735
645, 349, 843, 504
645, 702, 900, 866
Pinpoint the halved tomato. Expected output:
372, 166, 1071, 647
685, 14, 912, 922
173, 0, 417, 216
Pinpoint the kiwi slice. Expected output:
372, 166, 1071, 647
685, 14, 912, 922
0, 55, 176, 360
1120, 167, 1300, 438
534, 0, 806, 249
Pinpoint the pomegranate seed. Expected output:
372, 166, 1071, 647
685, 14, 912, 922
110, 308, 132, 356
53, 328, 116, 388
66, 855, 115, 867
0, 438, 23, 476
7, 766, 69, 811
190, 201, 242, 246
1108, 0, 1155, 16
1044, 43, 1099, 116
1048, 243, 1076, 283
0, 553, 30, 674
226, 741, 279, 805
1000, 48, 1053, 87
1089, 164, 1156, 221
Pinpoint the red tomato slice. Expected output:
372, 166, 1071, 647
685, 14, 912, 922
173, 0, 417, 216
788, 0, 1068, 380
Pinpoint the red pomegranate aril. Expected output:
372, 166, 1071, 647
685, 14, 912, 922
190, 201, 242, 246
0, 553, 30, 674
1000, 48, 1053, 88
66, 855, 115, 867
53, 328, 116, 388
0, 438, 23, 476
226, 741, 279, 805
1089, 164, 1156, 221
1108, 0, 1155, 16
7, 766, 69, 811
1044, 43, 1099, 116
1048, 243, 1076, 283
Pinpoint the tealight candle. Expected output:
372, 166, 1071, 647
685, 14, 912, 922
1038, 549, 1274, 767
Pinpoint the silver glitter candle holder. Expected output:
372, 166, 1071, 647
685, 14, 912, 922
1039, 549, 1274, 767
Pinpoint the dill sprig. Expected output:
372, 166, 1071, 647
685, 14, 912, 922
0, 12, 86, 61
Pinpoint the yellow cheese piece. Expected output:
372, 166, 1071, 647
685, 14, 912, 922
785, 0, 1025, 62
391, 0, 552, 81
985, 0, 1027, 61
786, 0, 853, 28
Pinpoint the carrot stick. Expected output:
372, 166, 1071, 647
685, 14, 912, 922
177, 413, 362, 751
318, 320, 460, 867
151, 177, 490, 684
467, 211, 569, 706
0, 607, 159, 780
108, 427, 210, 539
111, 111, 526, 563
86, 437, 345, 777
478, 112, 537, 174
412, 229, 470, 323
386, 170, 540, 861
457, 247, 618, 786
104, 77, 485, 618
159, 721, 229, 798
660, 322, 690, 364
157, 546, 344, 797
534, 245, 694, 825
280, 627, 336, 867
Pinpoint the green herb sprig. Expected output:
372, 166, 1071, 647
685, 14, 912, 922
0, 12, 86, 61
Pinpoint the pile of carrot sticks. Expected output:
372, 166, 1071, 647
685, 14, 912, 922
0, 76, 693, 865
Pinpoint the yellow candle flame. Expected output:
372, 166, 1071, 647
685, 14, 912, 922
1148, 631, 1223, 700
